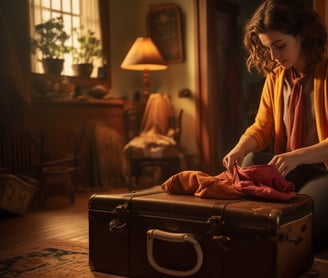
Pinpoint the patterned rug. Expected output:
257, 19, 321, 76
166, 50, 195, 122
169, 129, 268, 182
0, 239, 328, 277
0, 240, 120, 278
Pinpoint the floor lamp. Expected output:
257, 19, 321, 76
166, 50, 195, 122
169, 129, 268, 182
121, 37, 167, 98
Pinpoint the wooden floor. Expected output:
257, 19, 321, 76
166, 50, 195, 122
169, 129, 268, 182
0, 169, 160, 257
0, 186, 128, 253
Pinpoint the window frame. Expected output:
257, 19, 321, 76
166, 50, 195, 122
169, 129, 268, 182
29, 0, 110, 83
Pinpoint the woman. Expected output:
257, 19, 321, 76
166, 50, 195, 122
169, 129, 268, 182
223, 0, 328, 251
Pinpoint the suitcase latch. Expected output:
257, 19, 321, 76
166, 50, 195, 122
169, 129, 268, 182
108, 202, 129, 233
207, 216, 231, 251
207, 215, 223, 234
113, 202, 129, 214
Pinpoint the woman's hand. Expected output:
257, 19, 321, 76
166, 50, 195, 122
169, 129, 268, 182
223, 135, 258, 173
223, 147, 246, 173
268, 152, 300, 177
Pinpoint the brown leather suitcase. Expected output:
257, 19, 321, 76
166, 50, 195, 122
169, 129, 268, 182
88, 186, 313, 278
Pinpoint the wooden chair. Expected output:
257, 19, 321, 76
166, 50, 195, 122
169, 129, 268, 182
0, 129, 42, 179
38, 127, 85, 204
124, 108, 184, 191
0, 127, 84, 204
0, 128, 42, 214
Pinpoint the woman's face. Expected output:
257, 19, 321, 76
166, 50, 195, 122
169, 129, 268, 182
258, 31, 305, 72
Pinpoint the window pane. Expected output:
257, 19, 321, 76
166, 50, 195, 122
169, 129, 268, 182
62, 14, 71, 28
52, 0, 61, 11
62, 0, 71, 13
72, 15, 80, 29
72, 16, 80, 49
41, 0, 50, 9
72, 0, 80, 14
42, 10, 51, 21
52, 11, 61, 19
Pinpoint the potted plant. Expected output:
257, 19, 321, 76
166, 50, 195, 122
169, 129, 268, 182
31, 17, 70, 75
71, 27, 102, 77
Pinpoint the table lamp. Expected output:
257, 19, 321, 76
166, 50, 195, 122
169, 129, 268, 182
121, 37, 167, 98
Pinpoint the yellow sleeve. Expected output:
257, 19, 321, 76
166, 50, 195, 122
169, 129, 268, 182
242, 67, 285, 153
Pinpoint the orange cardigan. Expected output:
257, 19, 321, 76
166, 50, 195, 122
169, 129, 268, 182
242, 57, 328, 168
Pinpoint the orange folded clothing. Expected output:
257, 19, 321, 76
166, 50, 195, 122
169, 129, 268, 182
161, 170, 243, 199
161, 164, 296, 200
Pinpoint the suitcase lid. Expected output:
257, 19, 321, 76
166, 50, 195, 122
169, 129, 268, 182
129, 191, 312, 229
88, 186, 165, 211
222, 194, 312, 229
88, 186, 237, 223
89, 187, 312, 230
129, 191, 240, 220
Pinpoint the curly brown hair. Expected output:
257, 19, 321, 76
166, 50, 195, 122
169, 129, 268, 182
244, 0, 327, 75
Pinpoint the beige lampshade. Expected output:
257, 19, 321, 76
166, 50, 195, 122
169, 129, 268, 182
121, 37, 167, 71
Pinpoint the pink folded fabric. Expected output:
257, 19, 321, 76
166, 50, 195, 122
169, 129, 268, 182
232, 164, 296, 200
161, 164, 296, 200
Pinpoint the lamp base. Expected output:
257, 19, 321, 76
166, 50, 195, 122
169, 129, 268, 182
143, 69, 150, 99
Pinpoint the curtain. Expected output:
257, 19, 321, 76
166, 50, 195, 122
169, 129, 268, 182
80, 0, 102, 75
98, 0, 110, 65
80, 0, 101, 40
98, 0, 110, 82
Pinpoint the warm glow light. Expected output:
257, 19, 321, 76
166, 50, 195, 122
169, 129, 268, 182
121, 37, 167, 71
121, 37, 167, 98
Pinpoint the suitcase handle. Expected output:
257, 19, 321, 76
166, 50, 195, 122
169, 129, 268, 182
146, 229, 203, 277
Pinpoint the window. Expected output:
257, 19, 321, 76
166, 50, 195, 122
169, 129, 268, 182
29, 0, 102, 77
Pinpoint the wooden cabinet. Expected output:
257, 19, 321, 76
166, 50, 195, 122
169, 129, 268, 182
26, 99, 126, 187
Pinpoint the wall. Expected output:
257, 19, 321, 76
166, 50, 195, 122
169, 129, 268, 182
109, 0, 197, 158
0, 0, 30, 75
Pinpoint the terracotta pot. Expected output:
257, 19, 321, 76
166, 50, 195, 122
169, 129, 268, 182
72, 63, 93, 77
42, 58, 64, 75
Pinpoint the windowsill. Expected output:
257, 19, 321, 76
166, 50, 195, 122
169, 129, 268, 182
31, 72, 111, 101
31, 72, 109, 88
32, 97, 125, 107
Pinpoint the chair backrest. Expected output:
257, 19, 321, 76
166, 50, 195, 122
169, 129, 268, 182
124, 108, 141, 142
0, 129, 42, 176
167, 109, 183, 147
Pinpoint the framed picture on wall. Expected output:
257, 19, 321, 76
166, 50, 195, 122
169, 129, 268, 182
146, 3, 184, 64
